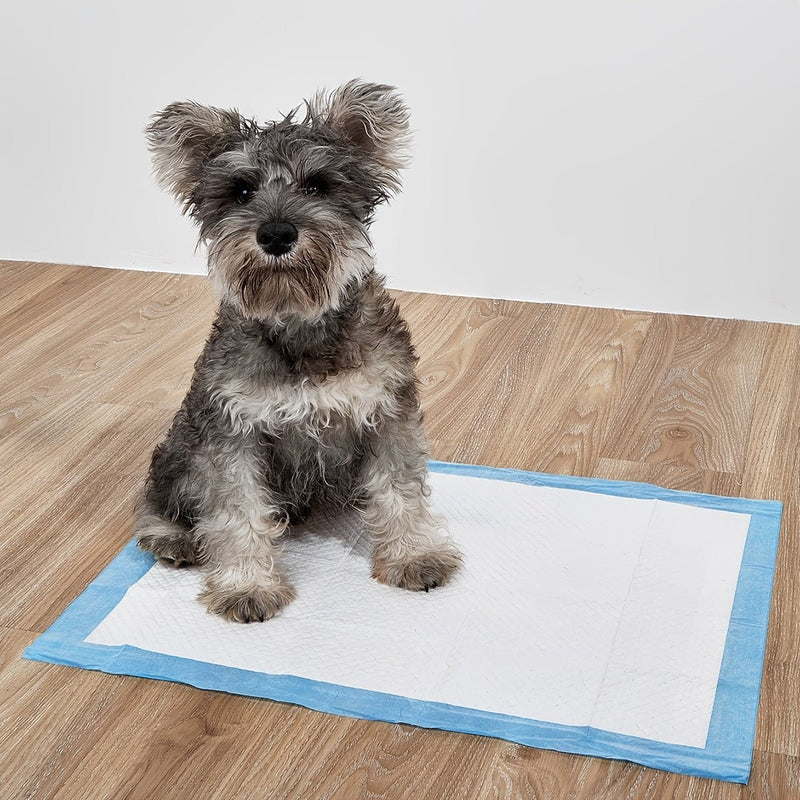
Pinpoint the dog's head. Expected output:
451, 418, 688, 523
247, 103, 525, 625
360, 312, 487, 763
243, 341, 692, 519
147, 80, 410, 320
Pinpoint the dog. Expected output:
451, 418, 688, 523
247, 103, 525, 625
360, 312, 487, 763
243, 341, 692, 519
135, 80, 461, 622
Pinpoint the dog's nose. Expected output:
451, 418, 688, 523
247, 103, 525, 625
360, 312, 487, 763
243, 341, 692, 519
256, 221, 299, 256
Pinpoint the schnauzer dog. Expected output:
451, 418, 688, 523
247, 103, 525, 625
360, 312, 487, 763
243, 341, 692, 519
135, 80, 461, 622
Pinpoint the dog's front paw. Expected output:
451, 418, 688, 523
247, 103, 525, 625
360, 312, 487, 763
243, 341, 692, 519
373, 544, 462, 592
199, 579, 296, 623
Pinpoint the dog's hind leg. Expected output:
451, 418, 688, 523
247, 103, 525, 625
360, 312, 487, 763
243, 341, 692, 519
135, 493, 200, 568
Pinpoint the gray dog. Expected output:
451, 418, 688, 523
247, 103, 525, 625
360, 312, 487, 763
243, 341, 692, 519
136, 80, 461, 622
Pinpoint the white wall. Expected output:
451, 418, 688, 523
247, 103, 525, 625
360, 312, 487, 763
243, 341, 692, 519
1, 1, 798, 323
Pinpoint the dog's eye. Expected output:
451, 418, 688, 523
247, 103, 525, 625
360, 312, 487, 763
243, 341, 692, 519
301, 174, 330, 197
232, 180, 256, 205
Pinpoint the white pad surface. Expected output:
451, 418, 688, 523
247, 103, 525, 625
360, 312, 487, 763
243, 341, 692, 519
86, 470, 750, 750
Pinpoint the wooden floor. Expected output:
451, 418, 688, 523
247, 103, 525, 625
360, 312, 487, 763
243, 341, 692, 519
1, 260, 799, 799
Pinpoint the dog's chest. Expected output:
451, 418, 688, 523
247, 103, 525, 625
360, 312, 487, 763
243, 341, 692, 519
215, 364, 399, 437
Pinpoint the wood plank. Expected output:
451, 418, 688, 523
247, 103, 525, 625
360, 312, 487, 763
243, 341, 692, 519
474, 746, 800, 800
0, 261, 82, 317
0, 403, 172, 632
397, 295, 565, 467
738, 323, 800, 758
0, 655, 137, 799
495, 307, 652, 474
595, 458, 742, 496
600, 315, 769, 473
0, 268, 214, 435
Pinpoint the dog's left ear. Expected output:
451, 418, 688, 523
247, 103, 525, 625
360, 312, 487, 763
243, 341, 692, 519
309, 80, 411, 195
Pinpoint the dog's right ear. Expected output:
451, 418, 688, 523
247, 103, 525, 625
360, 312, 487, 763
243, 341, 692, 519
146, 102, 251, 212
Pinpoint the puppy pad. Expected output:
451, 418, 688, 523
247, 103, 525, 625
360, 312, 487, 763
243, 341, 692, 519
25, 462, 781, 783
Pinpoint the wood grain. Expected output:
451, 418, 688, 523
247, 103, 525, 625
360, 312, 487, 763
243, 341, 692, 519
396, 294, 565, 466
737, 323, 800, 758
600, 315, 769, 473
474, 746, 800, 800
1, 259, 798, 799
496, 306, 652, 474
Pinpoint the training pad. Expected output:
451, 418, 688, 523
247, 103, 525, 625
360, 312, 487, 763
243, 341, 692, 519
25, 462, 781, 783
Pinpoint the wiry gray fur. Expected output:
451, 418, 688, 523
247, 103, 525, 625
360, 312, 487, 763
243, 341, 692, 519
136, 80, 461, 622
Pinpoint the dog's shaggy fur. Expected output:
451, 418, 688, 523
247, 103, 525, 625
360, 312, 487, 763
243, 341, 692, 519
136, 80, 461, 622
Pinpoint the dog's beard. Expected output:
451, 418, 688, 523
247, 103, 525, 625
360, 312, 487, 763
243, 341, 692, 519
207, 227, 373, 321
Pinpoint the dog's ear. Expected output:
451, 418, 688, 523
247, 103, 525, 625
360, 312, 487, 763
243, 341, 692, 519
146, 102, 251, 212
308, 80, 411, 195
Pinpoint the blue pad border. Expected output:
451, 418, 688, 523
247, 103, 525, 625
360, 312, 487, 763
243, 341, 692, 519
24, 461, 782, 783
